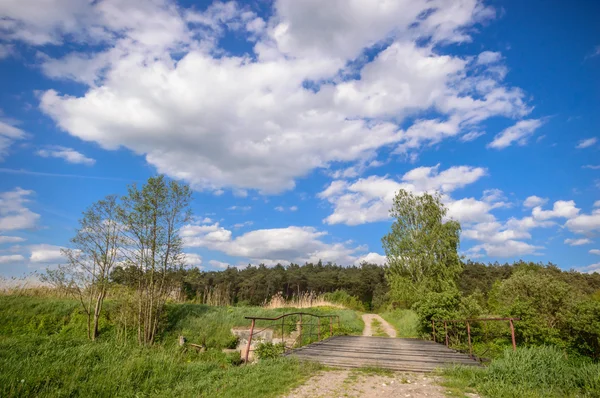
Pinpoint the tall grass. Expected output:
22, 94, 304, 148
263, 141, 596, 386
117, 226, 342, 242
379, 309, 419, 338
443, 346, 600, 397
263, 291, 343, 309
0, 296, 363, 397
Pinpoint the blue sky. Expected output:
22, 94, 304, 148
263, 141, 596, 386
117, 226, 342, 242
0, 0, 599, 277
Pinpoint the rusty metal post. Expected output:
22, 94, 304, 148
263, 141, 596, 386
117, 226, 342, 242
317, 317, 321, 341
298, 314, 303, 345
281, 317, 285, 351
466, 321, 472, 359
444, 321, 448, 347
245, 319, 255, 363
509, 318, 516, 351
329, 316, 333, 336
432, 320, 436, 343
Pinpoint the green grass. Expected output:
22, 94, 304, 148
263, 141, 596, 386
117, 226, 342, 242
441, 346, 600, 398
0, 296, 364, 397
379, 309, 419, 338
370, 318, 388, 337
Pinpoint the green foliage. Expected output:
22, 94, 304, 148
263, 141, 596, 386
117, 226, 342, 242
322, 290, 366, 311
382, 190, 462, 306
559, 298, 600, 360
443, 346, 600, 397
379, 309, 419, 338
0, 296, 325, 397
255, 342, 285, 359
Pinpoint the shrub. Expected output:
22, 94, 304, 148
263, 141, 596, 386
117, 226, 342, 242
255, 342, 285, 360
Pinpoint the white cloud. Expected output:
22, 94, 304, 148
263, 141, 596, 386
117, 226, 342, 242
0, 44, 13, 59
467, 239, 542, 258
564, 238, 592, 246
523, 195, 547, 208
355, 252, 386, 265
320, 164, 487, 225
274, 206, 284, 212
476, 51, 501, 65
0, 118, 28, 162
532, 200, 579, 221
577, 263, 600, 274
36, 146, 96, 166
0, 188, 41, 231
488, 119, 544, 149
183, 253, 202, 267
29, 244, 65, 263
0, 254, 25, 264
289, 206, 298, 212
21, 0, 531, 194
595, 201, 600, 207
209, 260, 229, 269
275, 206, 297, 212
182, 222, 370, 265
576, 137, 598, 149
590, 249, 600, 255
0, 236, 26, 244
583, 165, 600, 170
233, 221, 253, 229
460, 131, 485, 142
565, 208, 600, 234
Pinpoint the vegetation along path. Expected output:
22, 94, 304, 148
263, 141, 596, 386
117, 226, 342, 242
362, 314, 397, 337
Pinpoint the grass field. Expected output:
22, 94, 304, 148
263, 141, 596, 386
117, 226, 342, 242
0, 296, 363, 397
379, 309, 419, 338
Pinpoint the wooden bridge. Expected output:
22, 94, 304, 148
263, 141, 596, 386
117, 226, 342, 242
286, 335, 480, 372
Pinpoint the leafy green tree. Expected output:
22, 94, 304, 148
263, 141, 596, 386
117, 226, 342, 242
382, 189, 462, 306
118, 175, 192, 345
43, 195, 122, 340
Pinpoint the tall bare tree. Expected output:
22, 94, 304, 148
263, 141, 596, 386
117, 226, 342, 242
118, 175, 191, 346
44, 195, 122, 340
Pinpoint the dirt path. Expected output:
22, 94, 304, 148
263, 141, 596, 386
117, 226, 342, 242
362, 314, 397, 338
282, 370, 462, 398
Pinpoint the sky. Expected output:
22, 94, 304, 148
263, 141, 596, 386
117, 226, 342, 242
0, 0, 599, 277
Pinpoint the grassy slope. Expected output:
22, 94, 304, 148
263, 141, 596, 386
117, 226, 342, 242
0, 296, 363, 397
379, 309, 419, 338
441, 346, 600, 398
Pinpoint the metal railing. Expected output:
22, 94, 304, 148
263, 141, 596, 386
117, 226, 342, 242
432, 317, 520, 360
243, 312, 341, 362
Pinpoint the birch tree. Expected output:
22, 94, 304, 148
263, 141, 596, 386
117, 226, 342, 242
118, 175, 191, 346
44, 195, 122, 340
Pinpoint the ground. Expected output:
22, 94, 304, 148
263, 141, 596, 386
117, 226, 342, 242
282, 369, 457, 398
361, 314, 397, 338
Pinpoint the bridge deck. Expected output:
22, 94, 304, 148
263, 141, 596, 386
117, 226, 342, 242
287, 335, 481, 372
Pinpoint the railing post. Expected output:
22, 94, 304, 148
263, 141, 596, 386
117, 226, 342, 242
281, 317, 285, 351
466, 321, 472, 359
509, 318, 516, 351
444, 321, 448, 347
245, 319, 255, 363
329, 316, 333, 337
432, 320, 436, 343
317, 317, 321, 341
298, 314, 302, 346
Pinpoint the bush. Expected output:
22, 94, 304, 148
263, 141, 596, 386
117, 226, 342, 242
560, 298, 600, 360
322, 290, 366, 311
255, 342, 285, 360
443, 346, 600, 397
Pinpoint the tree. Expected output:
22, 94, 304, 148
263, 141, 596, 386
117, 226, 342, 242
118, 175, 192, 345
382, 189, 462, 306
44, 195, 122, 340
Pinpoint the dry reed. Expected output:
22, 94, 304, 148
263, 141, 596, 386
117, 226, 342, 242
263, 291, 344, 309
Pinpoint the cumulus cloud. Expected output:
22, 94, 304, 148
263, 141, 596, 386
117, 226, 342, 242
590, 249, 600, 255
531, 200, 579, 221
576, 137, 598, 149
355, 252, 387, 265
0, 188, 41, 231
183, 252, 202, 267
565, 208, 600, 234
182, 222, 375, 265
488, 119, 544, 149
209, 260, 230, 269
7, 0, 528, 194
564, 238, 592, 246
0, 254, 25, 264
0, 236, 26, 244
29, 244, 65, 263
576, 263, 600, 274
523, 195, 547, 208
319, 164, 487, 225
36, 146, 95, 166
